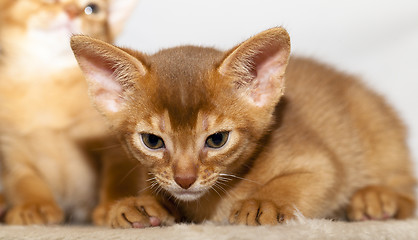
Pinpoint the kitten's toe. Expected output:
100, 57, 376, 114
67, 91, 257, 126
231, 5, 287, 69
5, 201, 63, 225
40, 203, 64, 224
108, 196, 175, 229
110, 204, 148, 229
229, 199, 294, 226
347, 186, 415, 221
92, 202, 114, 226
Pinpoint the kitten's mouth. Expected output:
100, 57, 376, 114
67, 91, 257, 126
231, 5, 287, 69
170, 189, 206, 201
50, 23, 78, 34
43, 18, 79, 34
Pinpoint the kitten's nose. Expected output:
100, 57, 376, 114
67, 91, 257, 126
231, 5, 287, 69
174, 175, 197, 189
64, 4, 80, 19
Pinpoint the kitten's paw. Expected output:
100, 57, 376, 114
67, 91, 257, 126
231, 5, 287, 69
347, 186, 415, 221
0, 194, 6, 222
5, 201, 63, 225
108, 196, 175, 228
92, 202, 114, 226
229, 199, 295, 226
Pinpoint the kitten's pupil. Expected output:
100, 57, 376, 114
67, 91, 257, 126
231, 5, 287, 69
206, 132, 229, 148
141, 134, 165, 150
84, 3, 99, 15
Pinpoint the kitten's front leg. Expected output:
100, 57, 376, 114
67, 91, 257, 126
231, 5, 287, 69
347, 185, 415, 221
3, 173, 63, 225
1, 143, 64, 225
107, 194, 176, 228
92, 146, 144, 226
229, 199, 294, 225
229, 171, 332, 226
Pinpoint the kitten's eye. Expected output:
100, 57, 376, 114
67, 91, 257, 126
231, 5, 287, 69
84, 3, 100, 15
206, 132, 229, 149
141, 134, 165, 150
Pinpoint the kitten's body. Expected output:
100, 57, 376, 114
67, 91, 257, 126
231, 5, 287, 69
71, 28, 415, 227
0, 0, 140, 224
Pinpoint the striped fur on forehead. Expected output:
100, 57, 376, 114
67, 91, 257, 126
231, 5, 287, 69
145, 46, 226, 131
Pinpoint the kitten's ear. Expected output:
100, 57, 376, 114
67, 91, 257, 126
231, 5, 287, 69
108, 0, 140, 38
70, 35, 146, 117
219, 27, 291, 108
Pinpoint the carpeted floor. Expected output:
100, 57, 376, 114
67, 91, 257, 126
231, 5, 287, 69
1, 217, 418, 240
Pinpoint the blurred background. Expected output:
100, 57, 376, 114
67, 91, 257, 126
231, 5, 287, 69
118, 0, 418, 173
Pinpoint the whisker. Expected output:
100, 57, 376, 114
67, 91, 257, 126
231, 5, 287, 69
218, 173, 230, 180
149, 182, 158, 189
137, 174, 160, 194
149, 185, 159, 195
213, 184, 227, 195
215, 180, 230, 189
222, 185, 240, 199
137, 185, 151, 194
118, 163, 141, 185
146, 177, 156, 182
155, 184, 164, 196
213, 183, 235, 199
91, 143, 122, 151
167, 194, 174, 202
195, 196, 200, 213
173, 196, 181, 207
218, 173, 261, 185
217, 177, 233, 183
151, 182, 159, 190
210, 185, 222, 198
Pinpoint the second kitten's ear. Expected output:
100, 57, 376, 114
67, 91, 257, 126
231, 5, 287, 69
219, 27, 291, 108
70, 35, 146, 117
108, 0, 140, 38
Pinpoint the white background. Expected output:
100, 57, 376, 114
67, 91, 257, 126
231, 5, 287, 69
118, 0, 418, 173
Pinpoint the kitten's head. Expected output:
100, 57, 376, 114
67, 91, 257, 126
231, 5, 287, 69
71, 28, 291, 201
0, 0, 138, 46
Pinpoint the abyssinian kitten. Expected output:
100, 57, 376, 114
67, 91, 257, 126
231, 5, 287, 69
71, 27, 416, 227
0, 0, 142, 225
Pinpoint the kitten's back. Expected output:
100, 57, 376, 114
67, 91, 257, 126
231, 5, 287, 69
282, 57, 413, 194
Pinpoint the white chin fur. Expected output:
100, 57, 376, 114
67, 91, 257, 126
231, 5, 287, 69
170, 190, 206, 202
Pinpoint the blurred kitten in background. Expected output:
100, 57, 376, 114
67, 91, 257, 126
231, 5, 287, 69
0, 0, 142, 225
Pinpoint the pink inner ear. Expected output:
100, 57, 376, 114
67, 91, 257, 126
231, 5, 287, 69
79, 55, 125, 113
91, 69, 124, 113
248, 47, 287, 107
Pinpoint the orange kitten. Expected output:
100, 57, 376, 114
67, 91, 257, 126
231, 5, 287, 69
0, 0, 140, 225
71, 27, 416, 228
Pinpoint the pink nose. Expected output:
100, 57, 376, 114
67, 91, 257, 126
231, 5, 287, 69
64, 4, 80, 19
174, 176, 197, 189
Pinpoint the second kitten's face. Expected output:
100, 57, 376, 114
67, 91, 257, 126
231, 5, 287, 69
71, 28, 291, 201
0, 0, 137, 69
2, 0, 111, 40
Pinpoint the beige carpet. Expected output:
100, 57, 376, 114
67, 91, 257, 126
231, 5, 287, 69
1, 217, 418, 240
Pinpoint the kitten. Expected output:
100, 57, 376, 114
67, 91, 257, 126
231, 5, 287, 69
0, 0, 141, 225
71, 27, 416, 227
